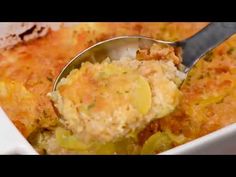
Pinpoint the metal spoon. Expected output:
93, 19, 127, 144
53, 22, 236, 91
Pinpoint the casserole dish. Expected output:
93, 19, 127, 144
1, 22, 236, 154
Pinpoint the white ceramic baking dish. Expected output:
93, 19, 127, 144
1, 22, 236, 155
1, 106, 236, 155
0, 107, 38, 154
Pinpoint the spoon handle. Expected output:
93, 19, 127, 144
179, 22, 236, 70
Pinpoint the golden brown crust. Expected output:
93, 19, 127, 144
136, 43, 181, 65
0, 22, 211, 144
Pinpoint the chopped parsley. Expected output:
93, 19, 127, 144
227, 47, 235, 55
203, 51, 213, 62
47, 77, 53, 82
116, 91, 122, 94
88, 102, 96, 110
42, 110, 48, 118
197, 75, 204, 80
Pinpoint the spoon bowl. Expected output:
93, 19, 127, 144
53, 36, 175, 91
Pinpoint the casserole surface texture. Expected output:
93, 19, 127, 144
1, 22, 236, 154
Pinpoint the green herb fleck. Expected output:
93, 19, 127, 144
203, 51, 213, 62
197, 75, 204, 80
47, 77, 53, 82
99, 72, 106, 78
88, 102, 95, 110
42, 110, 48, 117
216, 98, 224, 104
227, 47, 235, 55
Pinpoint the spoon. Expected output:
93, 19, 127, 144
53, 22, 236, 91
